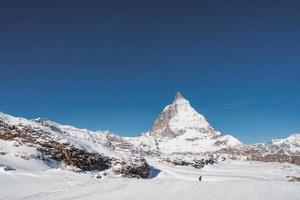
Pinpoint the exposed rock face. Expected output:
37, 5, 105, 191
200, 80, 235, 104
0, 163, 15, 171
112, 157, 150, 178
287, 176, 300, 182
162, 156, 218, 169
127, 92, 241, 162
0, 115, 151, 177
41, 145, 111, 171
0, 120, 111, 171
247, 153, 300, 165
149, 92, 217, 138
213, 144, 300, 165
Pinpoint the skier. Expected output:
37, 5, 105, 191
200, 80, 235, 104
199, 176, 202, 181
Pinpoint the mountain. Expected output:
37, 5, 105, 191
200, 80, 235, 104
127, 92, 241, 157
254, 134, 300, 155
149, 92, 217, 138
243, 134, 300, 165
1, 92, 300, 177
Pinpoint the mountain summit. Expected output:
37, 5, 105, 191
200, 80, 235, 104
175, 91, 184, 100
149, 92, 217, 138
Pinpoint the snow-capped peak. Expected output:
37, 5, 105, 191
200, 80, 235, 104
175, 91, 184, 100
266, 133, 300, 153
271, 133, 300, 145
149, 92, 216, 138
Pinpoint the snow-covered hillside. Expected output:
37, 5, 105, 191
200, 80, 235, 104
1, 159, 300, 200
0, 112, 150, 178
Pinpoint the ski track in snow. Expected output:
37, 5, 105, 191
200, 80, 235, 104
1, 160, 300, 200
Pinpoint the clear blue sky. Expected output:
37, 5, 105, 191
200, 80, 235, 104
0, 0, 299, 143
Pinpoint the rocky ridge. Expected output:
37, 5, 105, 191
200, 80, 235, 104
0, 113, 150, 178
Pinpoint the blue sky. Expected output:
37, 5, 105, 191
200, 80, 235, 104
0, 0, 300, 143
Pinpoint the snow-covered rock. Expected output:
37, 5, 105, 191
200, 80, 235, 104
150, 92, 217, 138
0, 112, 150, 178
262, 134, 300, 154
127, 92, 242, 157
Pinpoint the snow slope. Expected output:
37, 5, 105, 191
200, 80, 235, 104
128, 131, 241, 155
0, 112, 123, 160
1, 160, 300, 200
0, 112, 149, 177
0, 139, 50, 171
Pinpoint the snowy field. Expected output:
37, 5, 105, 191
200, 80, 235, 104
1, 159, 300, 200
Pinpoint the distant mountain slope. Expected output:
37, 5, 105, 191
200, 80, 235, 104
253, 134, 300, 155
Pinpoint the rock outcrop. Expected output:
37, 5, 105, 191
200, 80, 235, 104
0, 114, 151, 178
162, 156, 218, 169
112, 157, 150, 178
0, 120, 111, 171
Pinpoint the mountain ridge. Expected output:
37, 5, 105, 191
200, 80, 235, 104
1, 92, 300, 177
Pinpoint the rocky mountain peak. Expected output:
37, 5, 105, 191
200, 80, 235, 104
149, 92, 217, 138
175, 92, 184, 100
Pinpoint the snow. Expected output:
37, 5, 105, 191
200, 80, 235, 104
149, 94, 218, 138
0, 112, 38, 128
251, 133, 300, 155
0, 140, 51, 171
1, 159, 300, 200
221, 134, 242, 146
0, 112, 139, 166
270, 134, 300, 153
168, 97, 210, 132
127, 130, 242, 155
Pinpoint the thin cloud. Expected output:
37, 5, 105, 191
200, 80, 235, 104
202, 101, 256, 110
